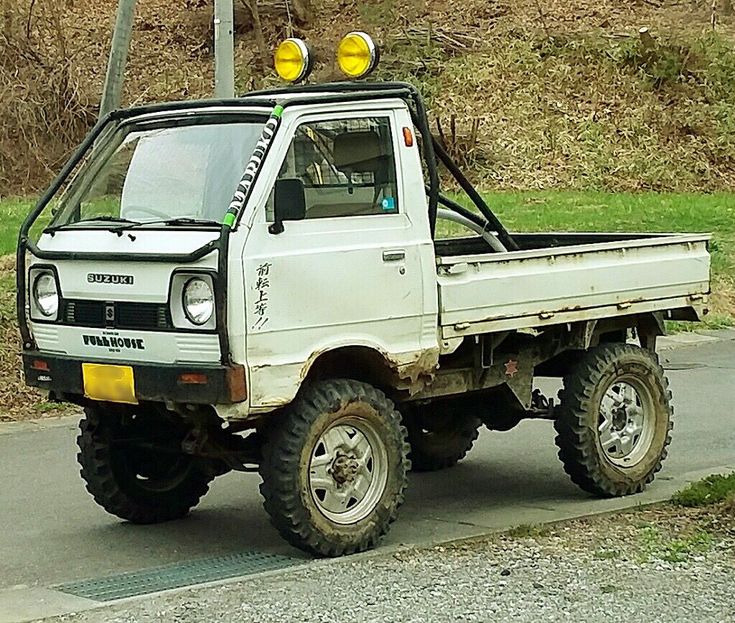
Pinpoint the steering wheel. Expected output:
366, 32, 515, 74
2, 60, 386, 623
123, 205, 173, 220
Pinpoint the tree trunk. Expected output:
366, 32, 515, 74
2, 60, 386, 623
239, 0, 312, 25
243, 0, 269, 77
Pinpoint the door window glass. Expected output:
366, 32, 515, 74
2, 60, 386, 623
272, 117, 399, 220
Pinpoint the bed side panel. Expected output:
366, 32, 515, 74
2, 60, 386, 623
438, 236, 710, 332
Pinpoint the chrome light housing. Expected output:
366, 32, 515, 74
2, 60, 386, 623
33, 271, 59, 318
182, 277, 214, 325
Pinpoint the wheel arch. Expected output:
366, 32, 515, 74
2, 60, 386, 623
534, 313, 665, 377
302, 345, 401, 395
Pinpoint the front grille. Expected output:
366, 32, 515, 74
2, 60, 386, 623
62, 300, 173, 330
116, 302, 170, 329
65, 300, 104, 326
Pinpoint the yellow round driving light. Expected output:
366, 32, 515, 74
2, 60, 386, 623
274, 38, 312, 83
337, 32, 378, 79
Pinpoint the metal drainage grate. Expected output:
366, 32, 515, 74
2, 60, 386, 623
54, 551, 304, 601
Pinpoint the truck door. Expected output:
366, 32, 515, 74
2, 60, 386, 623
242, 111, 436, 408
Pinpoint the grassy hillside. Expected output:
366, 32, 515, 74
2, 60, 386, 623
4, 0, 735, 194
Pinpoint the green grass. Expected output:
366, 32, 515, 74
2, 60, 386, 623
506, 523, 550, 538
671, 472, 735, 507
593, 549, 620, 560
636, 524, 713, 564
0, 197, 33, 255
3, 191, 735, 322
0, 196, 120, 257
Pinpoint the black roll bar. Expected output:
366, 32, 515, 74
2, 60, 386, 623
16, 80, 518, 355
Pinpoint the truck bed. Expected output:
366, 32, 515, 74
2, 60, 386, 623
436, 232, 711, 338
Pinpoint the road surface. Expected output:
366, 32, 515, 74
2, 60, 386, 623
0, 331, 733, 621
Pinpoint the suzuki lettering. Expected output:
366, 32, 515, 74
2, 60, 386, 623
87, 273, 134, 285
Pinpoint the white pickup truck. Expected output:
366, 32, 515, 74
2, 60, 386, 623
18, 80, 710, 557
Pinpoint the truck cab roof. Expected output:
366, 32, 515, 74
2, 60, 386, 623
107, 81, 419, 122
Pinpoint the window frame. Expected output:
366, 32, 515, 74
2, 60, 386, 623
267, 110, 404, 222
48, 112, 269, 231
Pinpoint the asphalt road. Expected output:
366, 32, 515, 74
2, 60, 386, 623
1, 332, 734, 620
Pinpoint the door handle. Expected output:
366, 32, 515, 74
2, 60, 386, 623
382, 249, 406, 262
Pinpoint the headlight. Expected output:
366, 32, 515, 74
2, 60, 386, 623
182, 278, 214, 325
274, 38, 313, 83
33, 272, 59, 317
336, 32, 379, 79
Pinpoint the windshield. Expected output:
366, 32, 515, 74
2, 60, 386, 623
49, 117, 266, 229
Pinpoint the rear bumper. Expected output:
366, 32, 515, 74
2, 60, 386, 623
22, 352, 247, 405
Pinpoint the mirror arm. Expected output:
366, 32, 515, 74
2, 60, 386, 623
268, 220, 284, 235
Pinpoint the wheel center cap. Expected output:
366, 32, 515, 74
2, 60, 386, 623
331, 454, 359, 485
611, 406, 628, 431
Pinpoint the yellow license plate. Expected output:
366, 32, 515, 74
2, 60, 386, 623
82, 363, 137, 404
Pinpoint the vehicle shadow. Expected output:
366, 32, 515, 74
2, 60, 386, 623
45, 425, 590, 585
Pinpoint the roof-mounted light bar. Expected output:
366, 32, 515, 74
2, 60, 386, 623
272, 33, 380, 83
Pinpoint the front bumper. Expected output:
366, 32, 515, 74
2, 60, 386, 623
22, 352, 247, 405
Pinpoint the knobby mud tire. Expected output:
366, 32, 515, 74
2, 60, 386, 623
554, 343, 673, 497
404, 404, 481, 472
77, 406, 213, 524
259, 379, 410, 557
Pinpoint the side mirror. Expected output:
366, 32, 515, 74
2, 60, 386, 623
269, 178, 306, 234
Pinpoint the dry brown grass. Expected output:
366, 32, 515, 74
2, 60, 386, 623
712, 277, 735, 318
0, 0, 99, 193
4, 0, 735, 194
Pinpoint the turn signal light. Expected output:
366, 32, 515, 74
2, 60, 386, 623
179, 372, 208, 385
402, 127, 414, 147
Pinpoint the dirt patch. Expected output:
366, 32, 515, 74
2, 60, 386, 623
711, 276, 735, 319
484, 496, 735, 568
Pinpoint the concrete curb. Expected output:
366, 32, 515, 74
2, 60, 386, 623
0, 412, 81, 436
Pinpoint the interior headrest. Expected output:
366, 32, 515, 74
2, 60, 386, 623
333, 131, 386, 173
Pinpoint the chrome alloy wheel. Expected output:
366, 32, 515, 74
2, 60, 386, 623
308, 417, 388, 525
598, 378, 656, 467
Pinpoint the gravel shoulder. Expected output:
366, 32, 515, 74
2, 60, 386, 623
45, 503, 735, 623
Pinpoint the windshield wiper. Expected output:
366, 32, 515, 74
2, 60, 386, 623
159, 217, 220, 227
46, 215, 220, 236
108, 216, 220, 233
45, 216, 139, 234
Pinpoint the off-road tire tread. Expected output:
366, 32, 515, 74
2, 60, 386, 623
554, 343, 673, 498
259, 379, 410, 557
406, 409, 481, 472
77, 407, 212, 524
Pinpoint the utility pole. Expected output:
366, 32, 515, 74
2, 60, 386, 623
99, 0, 137, 119
214, 0, 235, 98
